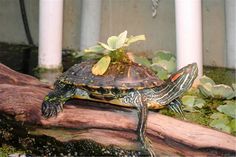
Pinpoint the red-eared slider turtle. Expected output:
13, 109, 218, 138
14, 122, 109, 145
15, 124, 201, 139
42, 60, 198, 156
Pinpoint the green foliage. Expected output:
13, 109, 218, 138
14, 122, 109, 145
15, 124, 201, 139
217, 101, 236, 119
0, 145, 26, 156
181, 95, 205, 112
84, 31, 146, 75
152, 51, 176, 74
131, 55, 151, 68
91, 56, 111, 75
198, 75, 235, 99
132, 50, 176, 80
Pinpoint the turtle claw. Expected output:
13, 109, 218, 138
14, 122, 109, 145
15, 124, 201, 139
41, 100, 62, 118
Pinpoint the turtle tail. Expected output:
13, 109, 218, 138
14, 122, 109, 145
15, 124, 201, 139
153, 63, 198, 105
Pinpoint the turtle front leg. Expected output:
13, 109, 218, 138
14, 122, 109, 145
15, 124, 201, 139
42, 83, 76, 118
123, 91, 156, 157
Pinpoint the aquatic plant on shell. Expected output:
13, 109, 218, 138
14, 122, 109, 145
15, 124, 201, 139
84, 31, 146, 75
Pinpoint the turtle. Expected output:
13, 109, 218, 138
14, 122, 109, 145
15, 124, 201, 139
42, 60, 198, 156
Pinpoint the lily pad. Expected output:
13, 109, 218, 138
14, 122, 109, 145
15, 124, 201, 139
92, 56, 111, 75
199, 75, 216, 86
217, 101, 236, 118
132, 56, 151, 68
153, 51, 175, 62
150, 64, 169, 80
210, 113, 229, 123
229, 119, 236, 132
198, 82, 213, 98
209, 119, 231, 133
181, 95, 205, 112
211, 84, 235, 99
154, 57, 176, 73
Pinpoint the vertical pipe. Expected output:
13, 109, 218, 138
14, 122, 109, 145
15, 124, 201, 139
80, 0, 101, 50
38, 0, 64, 69
225, 0, 236, 69
175, 0, 203, 76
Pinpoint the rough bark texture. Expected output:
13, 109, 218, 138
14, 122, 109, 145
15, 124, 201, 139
0, 63, 235, 156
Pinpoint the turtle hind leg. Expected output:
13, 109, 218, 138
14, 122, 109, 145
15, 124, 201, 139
123, 91, 156, 157
42, 83, 76, 118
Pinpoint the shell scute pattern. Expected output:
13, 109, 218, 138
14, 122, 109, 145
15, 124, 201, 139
59, 60, 164, 95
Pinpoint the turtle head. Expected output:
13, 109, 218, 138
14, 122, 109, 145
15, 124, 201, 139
170, 63, 198, 86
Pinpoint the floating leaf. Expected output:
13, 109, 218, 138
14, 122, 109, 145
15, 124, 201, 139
198, 83, 213, 98
150, 64, 168, 80
181, 95, 205, 112
116, 30, 127, 49
107, 36, 118, 49
217, 101, 236, 118
209, 119, 231, 133
182, 95, 195, 107
199, 75, 216, 86
92, 56, 111, 75
132, 55, 151, 67
194, 98, 206, 108
211, 84, 235, 99
153, 51, 175, 61
232, 83, 236, 97
125, 35, 146, 46
154, 57, 176, 73
210, 113, 229, 123
229, 119, 236, 132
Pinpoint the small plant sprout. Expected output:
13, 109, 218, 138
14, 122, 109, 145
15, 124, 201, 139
84, 30, 146, 75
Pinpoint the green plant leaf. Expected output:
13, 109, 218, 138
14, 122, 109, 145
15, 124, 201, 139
150, 64, 169, 80
116, 30, 127, 49
107, 36, 118, 49
125, 35, 146, 46
217, 101, 236, 118
154, 57, 176, 73
84, 45, 105, 53
92, 56, 111, 75
132, 55, 151, 67
198, 83, 213, 97
199, 75, 216, 86
98, 42, 115, 51
210, 113, 229, 123
211, 84, 234, 99
194, 98, 206, 108
209, 119, 231, 133
229, 119, 236, 132
182, 95, 195, 107
232, 83, 236, 97
153, 51, 175, 62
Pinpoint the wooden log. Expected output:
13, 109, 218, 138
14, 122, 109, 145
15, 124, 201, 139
0, 63, 235, 156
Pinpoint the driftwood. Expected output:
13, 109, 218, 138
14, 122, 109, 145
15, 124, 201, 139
0, 63, 235, 156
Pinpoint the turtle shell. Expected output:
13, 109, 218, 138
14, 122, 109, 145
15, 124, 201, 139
58, 60, 164, 91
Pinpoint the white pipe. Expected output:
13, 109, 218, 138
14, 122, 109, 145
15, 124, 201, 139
225, 0, 236, 69
38, 0, 64, 69
175, 0, 203, 76
80, 0, 101, 50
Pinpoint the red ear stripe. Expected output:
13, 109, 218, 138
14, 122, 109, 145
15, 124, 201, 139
171, 71, 184, 82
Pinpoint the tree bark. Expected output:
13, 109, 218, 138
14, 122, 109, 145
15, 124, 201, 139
0, 63, 235, 156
